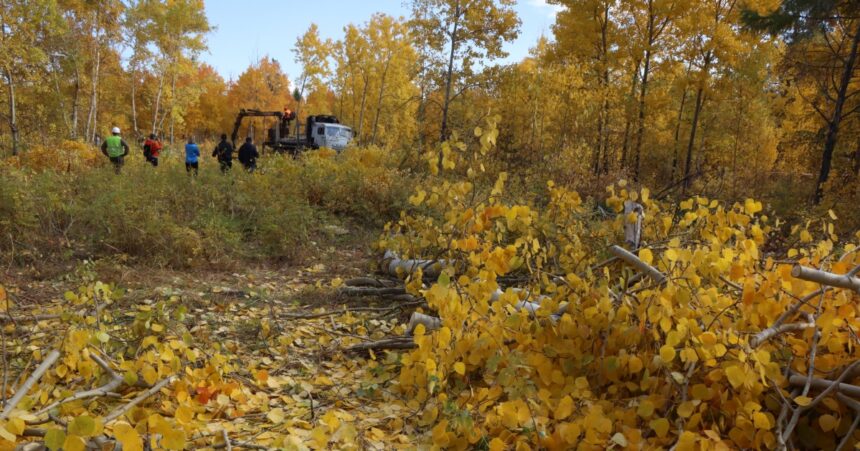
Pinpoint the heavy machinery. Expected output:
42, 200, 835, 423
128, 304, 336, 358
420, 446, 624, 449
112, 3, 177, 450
230, 109, 353, 154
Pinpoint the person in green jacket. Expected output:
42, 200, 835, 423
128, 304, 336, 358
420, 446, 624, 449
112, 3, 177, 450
101, 127, 130, 174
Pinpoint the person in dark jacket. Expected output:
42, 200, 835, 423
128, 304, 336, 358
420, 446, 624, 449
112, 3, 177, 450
211, 133, 233, 173
143, 133, 162, 167
237, 137, 259, 172
101, 126, 130, 174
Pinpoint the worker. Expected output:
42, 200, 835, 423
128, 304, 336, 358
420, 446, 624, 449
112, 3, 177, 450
238, 137, 259, 172
143, 133, 162, 167
211, 133, 234, 173
185, 137, 200, 175
101, 127, 130, 174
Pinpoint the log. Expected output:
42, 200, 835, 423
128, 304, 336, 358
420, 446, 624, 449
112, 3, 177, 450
345, 337, 416, 353
624, 201, 644, 249
609, 245, 666, 284
338, 286, 407, 297
792, 265, 860, 292
382, 250, 447, 278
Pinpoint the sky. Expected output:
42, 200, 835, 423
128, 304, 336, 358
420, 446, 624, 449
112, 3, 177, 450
201, 0, 562, 82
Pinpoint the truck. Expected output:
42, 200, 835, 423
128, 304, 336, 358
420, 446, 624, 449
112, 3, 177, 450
230, 109, 353, 155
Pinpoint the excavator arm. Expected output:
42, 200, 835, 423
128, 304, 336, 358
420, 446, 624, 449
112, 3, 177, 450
230, 109, 284, 147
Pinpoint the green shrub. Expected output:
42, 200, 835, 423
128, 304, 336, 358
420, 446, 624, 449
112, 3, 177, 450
0, 146, 410, 267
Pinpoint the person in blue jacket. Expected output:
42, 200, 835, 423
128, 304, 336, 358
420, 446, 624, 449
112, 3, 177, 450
185, 137, 200, 175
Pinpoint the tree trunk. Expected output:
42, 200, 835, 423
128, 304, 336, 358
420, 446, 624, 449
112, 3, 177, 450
71, 62, 80, 139
682, 86, 705, 193
356, 74, 369, 146
670, 62, 693, 182
371, 52, 393, 146
85, 11, 101, 143
620, 60, 641, 170
439, 1, 461, 144
814, 23, 860, 204
4, 69, 18, 156
170, 70, 176, 146
633, 38, 654, 181
152, 67, 165, 136
131, 62, 139, 138
597, 1, 610, 175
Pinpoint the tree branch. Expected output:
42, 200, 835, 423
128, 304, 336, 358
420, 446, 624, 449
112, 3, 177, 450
0, 350, 60, 420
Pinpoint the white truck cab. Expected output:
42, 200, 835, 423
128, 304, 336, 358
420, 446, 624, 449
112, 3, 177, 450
310, 123, 353, 152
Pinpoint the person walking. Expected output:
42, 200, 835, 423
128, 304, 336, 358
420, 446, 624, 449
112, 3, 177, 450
211, 134, 234, 173
238, 137, 260, 172
101, 127, 130, 174
185, 137, 200, 175
143, 133, 162, 167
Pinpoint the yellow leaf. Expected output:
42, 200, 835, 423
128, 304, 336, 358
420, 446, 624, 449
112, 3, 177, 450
6, 418, 24, 435
794, 396, 812, 406
828, 209, 838, 220
637, 400, 655, 418
175, 405, 193, 425
639, 248, 654, 265
161, 428, 186, 450
819, 414, 838, 432
44, 429, 66, 451
68, 415, 95, 437
453, 362, 465, 376
660, 345, 676, 363
725, 366, 746, 389
677, 401, 696, 418
113, 422, 143, 451
744, 198, 762, 215
267, 408, 285, 424
650, 418, 670, 438
488, 437, 506, 451
63, 435, 87, 451
628, 356, 643, 373
753, 412, 771, 430
556, 396, 574, 420
141, 364, 158, 386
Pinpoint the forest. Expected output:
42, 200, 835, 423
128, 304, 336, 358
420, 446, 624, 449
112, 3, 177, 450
1, 0, 860, 449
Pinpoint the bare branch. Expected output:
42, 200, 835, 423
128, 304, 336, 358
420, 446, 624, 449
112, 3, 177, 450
104, 375, 175, 423
0, 350, 60, 420
34, 353, 123, 417
609, 245, 666, 284
792, 265, 860, 291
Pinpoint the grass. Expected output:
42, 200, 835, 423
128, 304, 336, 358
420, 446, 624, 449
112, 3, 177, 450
0, 146, 409, 268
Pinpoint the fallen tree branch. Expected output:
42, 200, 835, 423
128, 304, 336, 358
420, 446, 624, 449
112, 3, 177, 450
789, 374, 860, 398
609, 245, 666, 284
104, 375, 176, 423
212, 440, 269, 450
0, 349, 60, 420
792, 265, 860, 292
338, 286, 407, 297
35, 353, 123, 416
836, 393, 860, 451
382, 250, 447, 278
345, 337, 416, 353
222, 430, 232, 451
782, 360, 860, 444
750, 321, 815, 348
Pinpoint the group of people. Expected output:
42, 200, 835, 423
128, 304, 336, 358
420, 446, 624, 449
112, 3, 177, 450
100, 127, 260, 174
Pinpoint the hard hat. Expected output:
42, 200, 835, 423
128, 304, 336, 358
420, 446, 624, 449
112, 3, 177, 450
111, 126, 121, 134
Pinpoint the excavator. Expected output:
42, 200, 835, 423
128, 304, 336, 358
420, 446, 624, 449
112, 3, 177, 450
230, 108, 353, 155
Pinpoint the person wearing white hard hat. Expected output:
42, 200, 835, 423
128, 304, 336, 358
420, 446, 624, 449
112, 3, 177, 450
101, 126, 130, 174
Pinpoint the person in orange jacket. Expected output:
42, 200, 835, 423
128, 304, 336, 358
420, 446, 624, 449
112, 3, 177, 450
143, 133, 163, 167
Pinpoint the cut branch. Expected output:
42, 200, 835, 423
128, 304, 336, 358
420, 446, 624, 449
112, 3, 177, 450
35, 353, 122, 417
104, 375, 175, 423
609, 245, 666, 284
792, 265, 860, 292
0, 350, 60, 420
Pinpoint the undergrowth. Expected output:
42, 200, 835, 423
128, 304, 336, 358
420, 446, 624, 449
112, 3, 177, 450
0, 145, 409, 267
